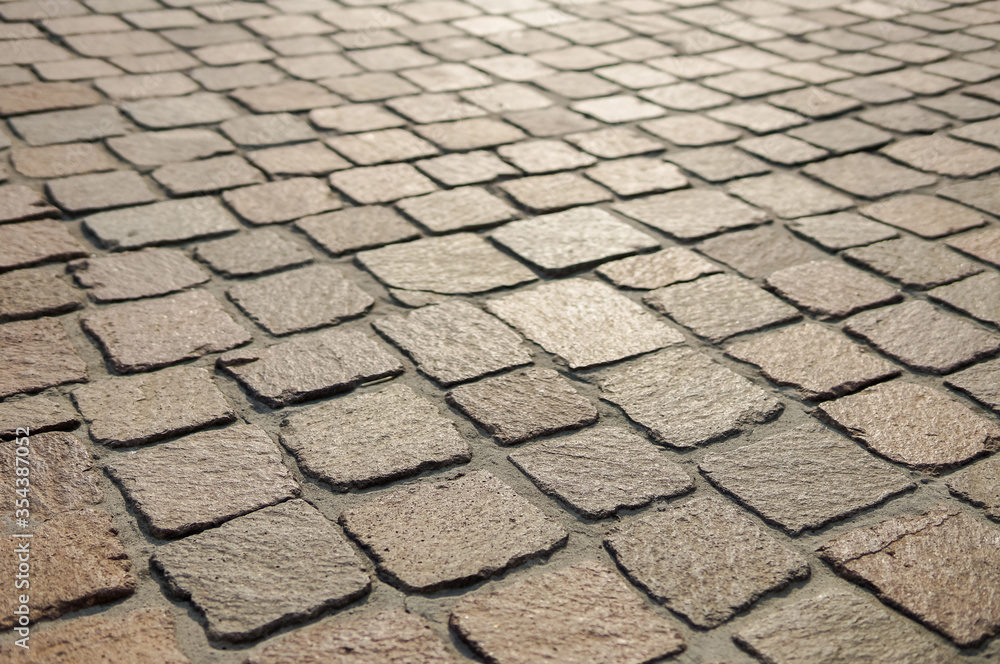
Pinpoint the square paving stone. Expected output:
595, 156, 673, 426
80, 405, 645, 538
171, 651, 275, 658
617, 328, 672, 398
613, 189, 767, 240
326, 129, 439, 166
195, 228, 313, 277
803, 153, 938, 199
339, 470, 567, 592
491, 207, 659, 276
734, 590, 957, 664
106, 423, 299, 538
565, 127, 664, 158
46, 170, 158, 213
487, 278, 683, 369
0, 431, 102, 521
227, 265, 373, 336
727, 172, 852, 219
330, 163, 438, 204
71, 366, 235, 447
597, 247, 721, 290
415, 117, 528, 150
219, 112, 316, 148
219, 327, 403, 408
594, 346, 783, 448
510, 426, 693, 519
696, 226, 828, 279
938, 176, 1000, 216
374, 300, 532, 385
397, 186, 519, 234
737, 134, 830, 166
0, 266, 83, 322
81, 289, 251, 373
946, 358, 1000, 415
666, 146, 771, 183
499, 172, 612, 213
223, 177, 341, 225
843, 237, 984, 289
497, 139, 597, 174
817, 506, 1000, 647
948, 455, 1000, 521
280, 382, 471, 491
416, 150, 520, 186
82, 197, 241, 251
844, 300, 1000, 374
948, 227, 1000, 268
357, 233, 536, 295
816, 380, 1000, 470
765, 260, 902, 320
882, 134, 1000, 177
152, 499, 370, 642
0, 219, 87, 271
12, 142, 119, 180
929, 272, 1000, 327
860, 194, 987, 239
68, 247, 209, 302
247, 142, 351, 177
451, 561, 685, 664
0, 81, 102, 116
605, 496, 810, 628
0, 184, 58, 223
0, 396, 78, 439
0, 318, 88, 399
700, 423, 914, 534
787, 117, 893, 154
726, 322, 900, 401
295, 206, 419, 256
107, 128, 235, 167
640, 114, 741, 146
9, 105, 130, 147
645, 273, 801, 343
152, 155, 266, 195
122, 92, 240, 128
585, 155, 689, 196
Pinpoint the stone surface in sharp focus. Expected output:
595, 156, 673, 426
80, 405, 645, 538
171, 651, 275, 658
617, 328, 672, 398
596, 246, 722, 290
68, 247, 210, 302
0, 318, 88, 399
945, 357, 1000, 414
0, 396, 79, 439
613, 189, 767, 240
765, 260, 902, 320
0, 266, 83, 322
0, 219, 87, 271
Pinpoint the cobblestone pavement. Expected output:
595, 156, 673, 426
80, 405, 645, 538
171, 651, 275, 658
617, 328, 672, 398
2, 0, 1000, 660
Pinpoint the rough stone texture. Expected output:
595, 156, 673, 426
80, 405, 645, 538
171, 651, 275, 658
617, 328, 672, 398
948, 455, 1000, 521
0, 219, 87, 271
844, 300, 1000, 374
152, 500, 371, 641
734, 590, 958, 664
106, 423, 300, 537
499, 172, 611, 213
357, 233, 536, 295
804, 153, 938, 199
0, 510, 135, 628
765, 260, 902, 320
222, 177, 341, 225
0, 318, 88, 399
218, 327, 403, 408
584, 157, 689, 196
0, 184, 59, 223
727, 172, 853, 219
510, 426, 693, 519
296, 206, 419, 256
947, 227, 1000, 267
882, 134, 1000, 177
396, 186, 518, 234
596, 247, 721, 290
605, 496, 810, 628
227, 265, 374, 336
339, 470, 568, 592
46, 170, 158, 213
245, 610, 459, 664
861, 195, 988, 238
83, 197, 241, 251
487, 279, 684, 370
595, 346, 783, 448
8, 105, 130, 147
330, 163, 437, 204
69, 247, 210, 302
946, 358, 1000, 414
107, 128, 235, 166
152, 155, 266, 195
843, 237, 984, 290
451, 561, 686, 664
726, 323, 900, 401
446, 367, 597, 445
613, 189, 767, 240
696, 225, 829, 278
122, 92, 240, 128
816, 381, 999, 470
280, 383, 471, 491
701, 424, 914, 534
645, 274, 801, 342
817, 506, 1000, 647
938, 176, 1000, 216
0, 81, 102, 116
491, 207, 659, 276
374, 300, 532, 386
81, 289, 251, 373
929, 272, 1000, 327
0, 266, 83, 322
0, 396, 78, 439
194, 229, 313, 277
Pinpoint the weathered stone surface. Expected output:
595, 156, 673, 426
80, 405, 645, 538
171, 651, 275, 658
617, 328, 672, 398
499, 172, 612, 213
947, 227, 1000, 268
845, 300, 1000, 374
804, 153, 938, 198
228, 265, 373, 336
451, 561, 686, 664
339, 470, 568, 592
195, 228, 312, 277
645, 274, 801, 342
447, 367, 597, 445
929, 272, 1000, 327
122, 92, 240, 128
46, 170, 158, 213
843, 237, 983, 290
765, 260, 902, 320
597, 247, 721, 290
248, 141, 351, 177
0, 510, 135, 628
938, 176, 1000, 216
9, 105, 130, 147
0, 219, 87, 271
734, 590, 958, 664
613, 189, 767, 240
153, 155, 266, 195
416, 150, 520, 186
511, 426, 692, 519
0, 266, 83, 322
605, 496, 810, 628
107, 128, 235, 166
245, 610, 459, 664
0, 81, 101, 116
0, 396, 78, 439
816, 381, 999, 470
788, 212, 899, 250
491, 207, 658, 276
331, 163, 437, 204
69, 247, 209, 302
12, 143, 118, 180
17, 608, 192, 664
223, 177, 341, 225
948, 455, 1000, 521
585, 157, 689, 196
374, 301, 532, 386
357, 233, 536, 295
0, 184, 58, 223
296, 206, 419, 256
701, 423, 914, 534
488, 279, 683, 370
946, 358, 1000, 414
727, 172, 853, 218
817, 506, 1000, 647
81, 289, 251, 373
666, 146, 770, 183
396, 186, 518, 234
596, 347, 782, 448
861, 195, 987, 238
153, 499, 370, 641
0, 318, 87, 398
280, 383, 470, 491
106, 423, 300, 537
697, 225, 828, 278
726, 323, 900, 401
883, 134, 1000, 177
83, 197, 241, 251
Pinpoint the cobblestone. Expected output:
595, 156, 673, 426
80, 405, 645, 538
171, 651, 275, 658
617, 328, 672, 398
596, 247, 721, 290
0, 431, 102, 520
765, 260, 902, 320
69, 247, 209, 302
843, 236, 984, 289
0, 318, 88, 398
614, 189, 767, 240
83, 197, 241, 250
946, 358, 1000, 414
195, 228, 313, 277
0, 266, 83, 322
947, 455, 1000, 521
0, 396, 78, 439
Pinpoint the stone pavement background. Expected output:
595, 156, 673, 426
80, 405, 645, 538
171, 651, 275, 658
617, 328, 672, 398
1, 0, 1000, 659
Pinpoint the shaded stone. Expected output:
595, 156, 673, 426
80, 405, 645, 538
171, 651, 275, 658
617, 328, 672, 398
0, 318, 87, 399
701, 423, 914, 534
339, 470, 567, 592
640, 115, 740, 145
929, 272, 1000, 326
0, 219, 87, 271
861, 195, 987, 238
597, 247, 721, 290
330, 163, 438, 204
765, 260, 902, 320
843, 237, 984, 289
69, 247, 209, 302
726, 323, 900, 401
0, 266, 83, 322
882, 134, 1000, 177
488, 279, 683, 369
946, 358, 1000, 414
83, 197, 241, 251
499, 172, 611, 213
947, 456, 1000, 521
565, 127, 663, 158
223, 177, 341, 225
727, 172, 852, 219
605, 496, 810, 628
195, 228, 313, 277
152, 499, 370, 642
72, 366, 234, 447
803, 153, 938, 199
0, 184, 58, 223
296, 206, 419, 256
498, 139, 597, 174
8, 105, 130, 147
788, 212, 899, 251
938, 176, 1000, 216
738, 134, 830, 166
447, 367, 597, 445
415, 117, 528, 150
106, 423, 299, 538
107, 128, 235, 167
218, 327, 403, 408
817, 506, 1000, 647
0, 396, 78, 439
326, 129, 438, 166
81, 289, 251, 373
947, 227, 1000, 268
816, 380, 999, 470
613, 189, 767, 240
452, 561, 686, 664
